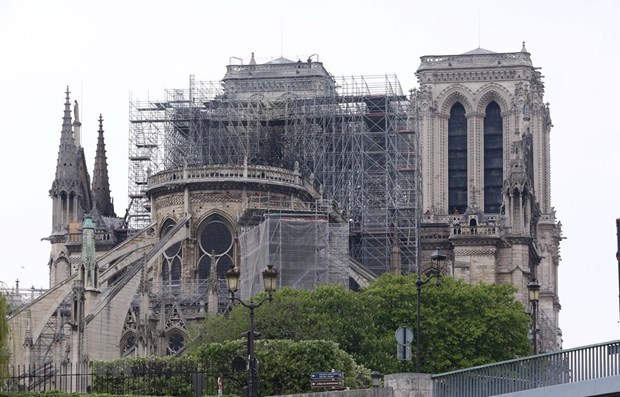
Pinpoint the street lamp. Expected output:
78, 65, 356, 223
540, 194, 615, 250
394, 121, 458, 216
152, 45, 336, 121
415, 249, 446, 373
225, 264, 278, 397
527, 279, 540, 354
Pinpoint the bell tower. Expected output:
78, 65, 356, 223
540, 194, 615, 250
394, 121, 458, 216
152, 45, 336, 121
413, 44, 562, 351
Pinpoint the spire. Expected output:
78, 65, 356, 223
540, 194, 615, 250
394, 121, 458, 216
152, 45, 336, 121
54, 87, 78, 181
521, 41, 528, 52
63, 87, 72, 132
92, 114, 116, 217
249, 52, 257, 65
50, 87, 85, 233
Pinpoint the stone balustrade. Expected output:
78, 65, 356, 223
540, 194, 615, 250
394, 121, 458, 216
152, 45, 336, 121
65, 231, 115, 243
419, 52, 532, 69
450, 224, 500, 238
147, 164, 321, 198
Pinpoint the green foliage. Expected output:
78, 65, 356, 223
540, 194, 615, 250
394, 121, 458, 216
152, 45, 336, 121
364, 275, 531, 373
196, 286, 382, 370
0, 294, 8, 384
192, 339, 370, 395
196, 275, 531, 374
91, 356, 204, 397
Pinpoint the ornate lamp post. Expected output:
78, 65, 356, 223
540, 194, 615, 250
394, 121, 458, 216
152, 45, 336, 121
527, 279, 540, 354
225, 264, 278, 397
415, 249, 446, 373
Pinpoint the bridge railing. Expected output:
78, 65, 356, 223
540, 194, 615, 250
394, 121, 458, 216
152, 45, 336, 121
432, 340, 620, 397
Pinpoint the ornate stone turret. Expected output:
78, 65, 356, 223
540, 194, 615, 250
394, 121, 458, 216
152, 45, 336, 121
50, 88, 93, 233
49, 88, 94, 287
503, 137, 536, 236
92, 114, 116, 217
50, 88, 80, 233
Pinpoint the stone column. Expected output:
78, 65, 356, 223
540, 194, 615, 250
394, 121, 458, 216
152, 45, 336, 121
467, 112, 484, 210
435, 113, 449, 212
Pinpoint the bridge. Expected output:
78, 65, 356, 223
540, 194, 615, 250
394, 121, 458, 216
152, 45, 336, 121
430, 339, 620, 397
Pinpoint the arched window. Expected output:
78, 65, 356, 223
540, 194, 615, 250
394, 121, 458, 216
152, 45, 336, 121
161, 219, 182, 286
166, 330, 185, 355
448, 102, 468, 214
120, 332, 136, 357
197, 217, 235, 284
484, 101, 503, 213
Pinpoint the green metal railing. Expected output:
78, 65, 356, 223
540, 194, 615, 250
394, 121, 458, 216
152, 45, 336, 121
432, 340, 620, 397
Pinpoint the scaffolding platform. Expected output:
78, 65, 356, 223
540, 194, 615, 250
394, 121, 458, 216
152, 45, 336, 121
128, 60, 421, 275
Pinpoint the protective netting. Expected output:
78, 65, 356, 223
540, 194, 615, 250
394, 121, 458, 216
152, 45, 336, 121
239, 214, 348, 299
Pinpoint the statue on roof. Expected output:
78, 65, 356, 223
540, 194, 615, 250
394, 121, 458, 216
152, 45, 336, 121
74, 100, 80, 123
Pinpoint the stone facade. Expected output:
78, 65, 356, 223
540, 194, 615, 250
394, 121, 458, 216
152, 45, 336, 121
412, 44, 562, 351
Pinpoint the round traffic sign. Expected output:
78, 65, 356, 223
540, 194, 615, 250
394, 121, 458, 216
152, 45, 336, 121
395, 326, 414, 346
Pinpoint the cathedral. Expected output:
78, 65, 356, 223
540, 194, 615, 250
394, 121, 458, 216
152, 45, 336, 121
6, 44, 561, 383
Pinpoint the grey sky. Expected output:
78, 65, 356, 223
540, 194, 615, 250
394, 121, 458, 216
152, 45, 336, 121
1, 0, 617, 349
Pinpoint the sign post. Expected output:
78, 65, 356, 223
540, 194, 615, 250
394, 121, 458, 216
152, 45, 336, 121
395, 327, 413, 362
310, 372, 345, 389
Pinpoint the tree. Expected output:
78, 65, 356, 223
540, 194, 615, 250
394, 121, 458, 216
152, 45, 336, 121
193, 339, 370, 395
364, 275, 531, 373
196, 275, 531, 374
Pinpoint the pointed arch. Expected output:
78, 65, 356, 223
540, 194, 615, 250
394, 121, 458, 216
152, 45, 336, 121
475, 84, 511, 114
484, 101, 503, 213
164, 303, 189, 355
448, 102, 468, 214
166, 328, 188, 356
195, 213, 236, 283
438, 87, 474, 115
53, 256, 71, 284
475, 86, 510, 214
192, 209, 237, 236
120, 308, 138, 357
160, 218, 182, 285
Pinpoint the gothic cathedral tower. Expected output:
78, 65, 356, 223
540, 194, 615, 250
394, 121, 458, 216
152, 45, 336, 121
48, 88, 94, 287
412, 44, 562, 352
48, 88, 121, 288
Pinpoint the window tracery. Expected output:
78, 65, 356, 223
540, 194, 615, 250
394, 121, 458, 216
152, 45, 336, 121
161, 219, 182, 285
197, 217, 235, 282
166, 330, 185, 355
448, 102, 467, 214
483, 101, 503, 213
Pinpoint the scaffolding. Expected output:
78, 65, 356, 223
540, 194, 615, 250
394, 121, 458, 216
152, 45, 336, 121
129, 61, 421, 275
239, 213, 349, 298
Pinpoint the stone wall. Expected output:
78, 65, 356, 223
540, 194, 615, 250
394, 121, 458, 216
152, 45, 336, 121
274, 374, 433, 397
274, 387, 393, 397
385, 373, 433, 397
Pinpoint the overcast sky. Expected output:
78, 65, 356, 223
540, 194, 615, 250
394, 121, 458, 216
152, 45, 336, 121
1, 0, 618, 350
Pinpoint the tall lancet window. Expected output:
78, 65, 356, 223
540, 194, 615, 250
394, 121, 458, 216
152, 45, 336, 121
448, 102, 468, 214
161, 219, 182, 286
197, 217, 234, 283
483, 101, 503, 213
